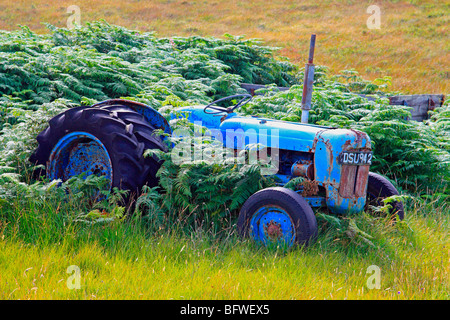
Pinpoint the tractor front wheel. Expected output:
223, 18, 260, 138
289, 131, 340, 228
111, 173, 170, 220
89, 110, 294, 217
237, 187, 318, 248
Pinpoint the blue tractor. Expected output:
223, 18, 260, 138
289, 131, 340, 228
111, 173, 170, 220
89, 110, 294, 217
29, 35, 403, 247
30, 94, 404, 247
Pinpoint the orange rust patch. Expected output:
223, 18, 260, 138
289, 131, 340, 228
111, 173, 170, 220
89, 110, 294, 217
301, 180, 319, 197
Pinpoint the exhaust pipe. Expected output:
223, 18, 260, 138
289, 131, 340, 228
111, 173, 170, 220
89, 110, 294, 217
301, 34, 316, 124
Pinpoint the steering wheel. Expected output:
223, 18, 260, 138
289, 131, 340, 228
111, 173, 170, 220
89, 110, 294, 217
203, 94, 252, 114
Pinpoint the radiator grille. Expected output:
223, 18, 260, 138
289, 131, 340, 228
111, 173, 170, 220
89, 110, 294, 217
339, 165, 370, 198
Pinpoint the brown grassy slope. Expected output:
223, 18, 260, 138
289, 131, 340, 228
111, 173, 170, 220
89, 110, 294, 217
0, 0, 448, 94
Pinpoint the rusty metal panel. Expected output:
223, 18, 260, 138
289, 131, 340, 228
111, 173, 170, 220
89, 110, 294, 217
354, 165, 370, 197
339, 164, 357, 198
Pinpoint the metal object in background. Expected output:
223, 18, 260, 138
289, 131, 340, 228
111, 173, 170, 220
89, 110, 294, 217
388, 94, 446, 121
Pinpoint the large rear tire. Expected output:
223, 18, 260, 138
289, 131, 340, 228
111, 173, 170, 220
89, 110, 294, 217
29, 105, 166, 199
96, 104, 167, 188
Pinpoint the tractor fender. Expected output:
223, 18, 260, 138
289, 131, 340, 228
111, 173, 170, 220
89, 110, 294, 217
92, 99, 172, 136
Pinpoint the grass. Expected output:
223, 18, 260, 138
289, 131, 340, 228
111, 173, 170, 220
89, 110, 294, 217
0, 0, 448, 94
1, 195, 448, 299
0, 0, 448, 301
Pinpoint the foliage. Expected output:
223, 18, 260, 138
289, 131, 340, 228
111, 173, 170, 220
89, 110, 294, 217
0, 22, 296, 114
140, 123, 276, 231
162, 34, 298, 86
0, 22, 448, 232
0, 98, 69, 178
239, 71, 450, 193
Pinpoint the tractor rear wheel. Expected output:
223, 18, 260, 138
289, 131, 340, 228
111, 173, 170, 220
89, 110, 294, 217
366, 172, 404, 220
237, 187, 318, 248
29, 105, 166, 199
96, 104, 167, 188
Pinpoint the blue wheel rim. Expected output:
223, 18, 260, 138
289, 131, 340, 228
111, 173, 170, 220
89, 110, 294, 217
47, 131, 113, 189
249, 205, 295, 246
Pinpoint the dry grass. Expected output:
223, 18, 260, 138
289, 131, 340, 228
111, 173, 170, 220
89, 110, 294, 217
0, 0, 448, 94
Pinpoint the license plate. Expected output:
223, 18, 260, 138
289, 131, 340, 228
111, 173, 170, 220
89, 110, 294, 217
338, 151, 373, 166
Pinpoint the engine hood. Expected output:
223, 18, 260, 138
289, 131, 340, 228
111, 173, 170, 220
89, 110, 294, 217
171, 106, 371, 152
220, 115, 371, 152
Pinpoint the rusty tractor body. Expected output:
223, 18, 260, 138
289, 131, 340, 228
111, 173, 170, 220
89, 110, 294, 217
173, 100, 373, 216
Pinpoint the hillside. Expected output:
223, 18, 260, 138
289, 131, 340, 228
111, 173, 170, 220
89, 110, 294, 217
0, 0, 448, 94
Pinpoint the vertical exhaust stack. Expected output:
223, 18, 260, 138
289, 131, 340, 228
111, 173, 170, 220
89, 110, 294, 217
301, 34, 316, 124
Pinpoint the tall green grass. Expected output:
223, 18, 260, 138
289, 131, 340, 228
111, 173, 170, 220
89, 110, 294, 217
1, 190, 448, 300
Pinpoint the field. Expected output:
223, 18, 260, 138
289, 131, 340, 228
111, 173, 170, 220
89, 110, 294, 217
0, 0, 449, 302
0, 0, 448, 94
0, 209, 448, 300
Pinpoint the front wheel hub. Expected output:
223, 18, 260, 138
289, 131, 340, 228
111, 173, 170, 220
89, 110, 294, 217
250, 205, 295, 246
